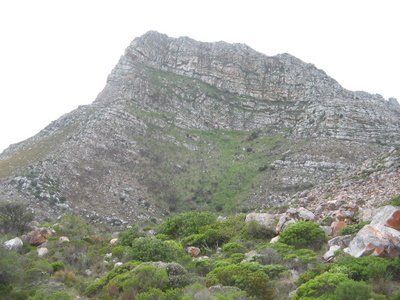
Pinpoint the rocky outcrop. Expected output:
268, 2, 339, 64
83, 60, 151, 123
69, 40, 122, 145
0, 31, 399, 223
345, 206, 400, 258
245, 213, 280, 234
276, 207, 315, 233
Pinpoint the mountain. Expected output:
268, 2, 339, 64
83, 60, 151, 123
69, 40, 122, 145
0, 31, 399, 225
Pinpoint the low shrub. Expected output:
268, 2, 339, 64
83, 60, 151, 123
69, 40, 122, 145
119, 225, 142, 246
206, 263, 275, 299
159, 212, 216, 238
131, 237, 183, 262
279, 221, 326, 250
222, 242, 246, 255
339, 221, 369, 235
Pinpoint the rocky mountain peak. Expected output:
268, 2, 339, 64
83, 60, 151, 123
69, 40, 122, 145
107, 31, 345, 103
0, 32, 399, 225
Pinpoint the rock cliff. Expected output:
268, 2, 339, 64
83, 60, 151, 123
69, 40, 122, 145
0, 31, 399, 224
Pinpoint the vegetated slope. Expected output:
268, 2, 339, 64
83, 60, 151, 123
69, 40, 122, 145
0, 31, 399, 224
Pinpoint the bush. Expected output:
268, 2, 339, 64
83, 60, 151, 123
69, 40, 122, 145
339, 221, 369, 235
222, 242, 246, 256
333, 280, 372, 300
388, 195, 400, 206
131, 237, 182, 262
332, 256, 391, 281
159, 212, 216, 238
294, 272, 350, 299
206, 263, 275, 299
279, 221, 326, 250
0, 201, 34, 234
56, 215, 93, 240
119, 225, 142, 246
107, 264, 169, 298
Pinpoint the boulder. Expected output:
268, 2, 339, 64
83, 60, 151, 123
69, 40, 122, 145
24, 228, 54, 246
37, 247, 49, 257
114, 262, 123, 268
345, 224, 400, 258
345, 206, 400, 258
371, 206, 400, 230
321, 226, 333, 236
4, 237, 23, 251
331, 220, 347, 236
59, 236, 70, 243
328, 235, 352, 248
276, 216, 296, 234
323, 245, 341, 261
187, 246, 201, 257
270, 236, 280, 244
275, 207, 315, 234
359, 208, 375, 222
245, 213, 279, 233
109, 238, 119, 245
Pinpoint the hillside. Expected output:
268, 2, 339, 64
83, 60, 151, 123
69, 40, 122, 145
0, 31, 399, 224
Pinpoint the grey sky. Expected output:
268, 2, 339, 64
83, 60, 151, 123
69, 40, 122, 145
0, 0, 399, 152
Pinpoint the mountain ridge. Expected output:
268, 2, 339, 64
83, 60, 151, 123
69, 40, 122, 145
0, 31, 399, 225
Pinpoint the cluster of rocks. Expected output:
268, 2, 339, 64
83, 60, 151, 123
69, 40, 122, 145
245, 203, 400, 262
3, 226, 70, 258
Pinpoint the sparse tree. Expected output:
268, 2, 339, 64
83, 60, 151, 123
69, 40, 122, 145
0, 201, 33, 234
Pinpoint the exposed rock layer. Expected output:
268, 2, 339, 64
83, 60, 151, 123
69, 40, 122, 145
0, 31, 399, 223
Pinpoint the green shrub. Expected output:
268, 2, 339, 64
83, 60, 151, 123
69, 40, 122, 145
119, 225, 141, 246
51, 261, 65, 272
107, 264, 169, 298
0, 201, 34, 234
222, 242, 246, 256
56, 214, 93, 239
266, 243, 317, 264
333, 280, 372, 300
206, 263, 274, 299
279, 221, 326, 250
388, 195, 400, 206
131, 237, 182, 262
332, 256, 391, 281
294, 272, 350, 299
159, 212, 216, 238
339, 221, 369, 235
136, 288, 183, 300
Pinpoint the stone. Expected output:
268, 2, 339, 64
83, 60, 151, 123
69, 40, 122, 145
296, 207, 316, 221
276, 216, 296, 234
110, 238, 119, 245
59, 236, 70, 243
346, 206, 400, 258
370, 206, 400, 230
4, 237, 23, 251
242, 250, 258, 262
270, 236, 280, 244
114, 262, 123, 268
345, 224, 400, 258
37, 247, 49, 257
321, 226, 333, 236
323, 245, 341, 261
331, 221, 347, 236
24, 228, 53, 246
359, 208, 375, 222
245, 213, 279, 234
187, 246, 201, 257
328, 235, 352, 248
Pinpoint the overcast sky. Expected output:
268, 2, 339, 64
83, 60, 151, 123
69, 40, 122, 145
0, 0, 399, 152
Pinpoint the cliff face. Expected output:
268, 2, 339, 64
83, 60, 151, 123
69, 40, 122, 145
0, 31, 399, 224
